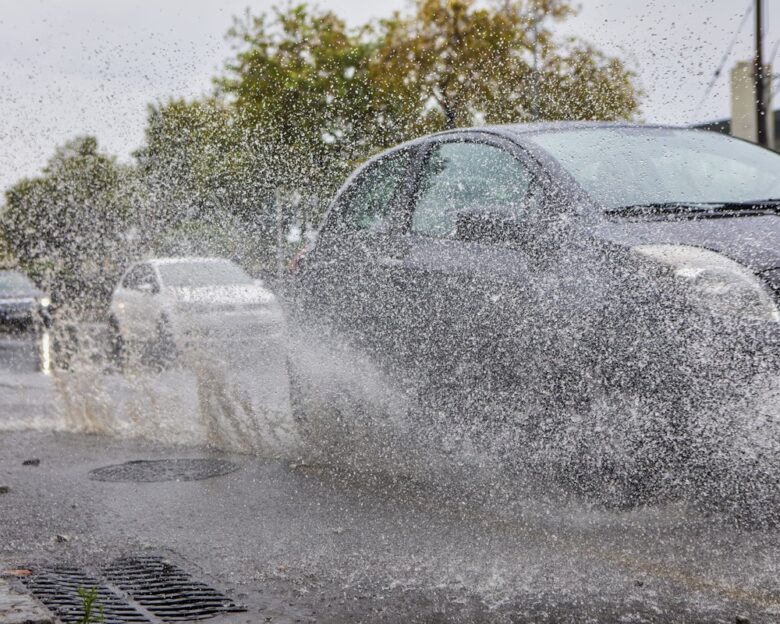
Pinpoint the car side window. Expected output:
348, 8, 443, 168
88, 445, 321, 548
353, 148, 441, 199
411, 141, 537, 238
333, 150, 412, 234
122, 264, 158, 292
122, 266, 143, 289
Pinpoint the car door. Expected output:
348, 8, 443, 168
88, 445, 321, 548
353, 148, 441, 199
390, 134, 553, 414
115, 263, 161, 341
297, 147, 417, 361
113, 264, 142, 338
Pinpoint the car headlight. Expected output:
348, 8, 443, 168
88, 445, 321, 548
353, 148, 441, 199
39, 296, 51, 308
633, 244, 780, 322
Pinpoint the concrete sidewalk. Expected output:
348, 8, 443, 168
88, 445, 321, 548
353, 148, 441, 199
0, 578, 53, 624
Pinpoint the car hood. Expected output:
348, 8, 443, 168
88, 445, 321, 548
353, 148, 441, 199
168, 284, 276, 306
0, 289, 43, 302
591, 214, 780, 272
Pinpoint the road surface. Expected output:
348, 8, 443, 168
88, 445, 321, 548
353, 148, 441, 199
1, 337, 779, 623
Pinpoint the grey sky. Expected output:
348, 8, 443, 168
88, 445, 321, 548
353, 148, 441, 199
0, 0, 776, 193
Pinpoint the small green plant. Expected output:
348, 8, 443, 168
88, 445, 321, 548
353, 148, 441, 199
76, 587, 104, 624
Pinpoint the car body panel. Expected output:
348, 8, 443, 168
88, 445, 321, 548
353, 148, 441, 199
110, 264, 164, 343
0, 270, 48, 331
591, 214, 780, 272
110, 257, 283, 351
291, 123, 780, 433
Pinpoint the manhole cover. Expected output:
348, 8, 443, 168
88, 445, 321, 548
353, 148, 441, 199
89, 459, 239, 483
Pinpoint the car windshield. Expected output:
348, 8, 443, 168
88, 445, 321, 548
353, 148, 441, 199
528, 127, 780, 210
0, 271, 36, 294
157, 261, 253, 288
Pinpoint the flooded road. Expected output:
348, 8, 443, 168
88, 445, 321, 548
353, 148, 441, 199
0, 335, 60, 433
0, 325, 297, 452
3, 1, 780, 621
1, 430, 779, 623
1, 336, 779, 623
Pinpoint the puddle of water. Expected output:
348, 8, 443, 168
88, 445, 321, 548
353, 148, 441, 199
8, 320, 298, 457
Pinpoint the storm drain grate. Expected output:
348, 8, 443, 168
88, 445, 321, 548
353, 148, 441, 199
103, 557, 245, 622
89, 459, 240, 482
23, 565, 150, 623
23, 557, 245, 623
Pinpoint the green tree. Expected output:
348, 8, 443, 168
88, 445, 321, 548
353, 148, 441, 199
0, 225, 13, 269
212, 0, 640, 233
1, 137, 137, 312
218, 5, 380, 203
134, 99, 291, 272
371, 0, 639, 129
2, 0, 641, 309
135, 100, 240, 228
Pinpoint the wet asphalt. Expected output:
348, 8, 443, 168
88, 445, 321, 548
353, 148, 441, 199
3, 434, 780, 623
1, 340, 779, 623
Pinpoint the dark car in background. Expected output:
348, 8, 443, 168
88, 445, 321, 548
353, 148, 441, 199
0, 270, 50, 332
288, 122, 780, 503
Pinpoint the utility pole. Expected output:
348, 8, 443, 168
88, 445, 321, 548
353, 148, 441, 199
275, 188, 284, 285
755, 0, 768, 146
530, 7, 541, 121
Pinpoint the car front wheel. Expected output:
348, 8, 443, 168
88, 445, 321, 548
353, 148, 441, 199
108, 315, 126, 371
147, 316, 178, 370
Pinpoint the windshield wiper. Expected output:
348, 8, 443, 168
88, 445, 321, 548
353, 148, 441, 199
716, 198, 780, 208
605, 201, 779, 217
605, 202, 721, 216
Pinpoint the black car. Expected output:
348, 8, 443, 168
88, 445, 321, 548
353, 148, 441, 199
0, 270, 50, 332
288, 122, 780, 503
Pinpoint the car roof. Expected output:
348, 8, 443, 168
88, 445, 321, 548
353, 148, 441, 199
451, 120, 686, 139
379, 121, 691, 156
143, 257, 234, 266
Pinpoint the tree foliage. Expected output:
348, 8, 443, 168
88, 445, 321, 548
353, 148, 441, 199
218, 5, 379, 198
1, 137, 137, 310
211, 0, 639, 225
373, 0, 638, 126
1, 0, 641, 313
220, 1, 638, 137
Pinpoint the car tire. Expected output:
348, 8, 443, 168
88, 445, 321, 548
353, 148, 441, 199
149, 316, 177, 371
108, 315, 126, 371
286, 356, 311, 436
50, 318, 77, 372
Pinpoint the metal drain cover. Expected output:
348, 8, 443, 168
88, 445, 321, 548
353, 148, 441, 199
105, 557, 245, 621
23, 557, 245, 623
23, 565, 150, 623
89, 459, 239, 483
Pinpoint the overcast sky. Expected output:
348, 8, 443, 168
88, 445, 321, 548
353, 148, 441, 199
0, 0, 777, 193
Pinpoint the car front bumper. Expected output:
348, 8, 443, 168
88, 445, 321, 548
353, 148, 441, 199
174, 306, 287, 345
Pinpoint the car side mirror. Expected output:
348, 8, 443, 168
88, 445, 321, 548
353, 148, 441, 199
137, 282, 156, 295
455, 208, 525, 244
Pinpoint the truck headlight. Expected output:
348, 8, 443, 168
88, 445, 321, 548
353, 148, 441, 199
633, 244, 780, 322
39, 296, 51, 308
